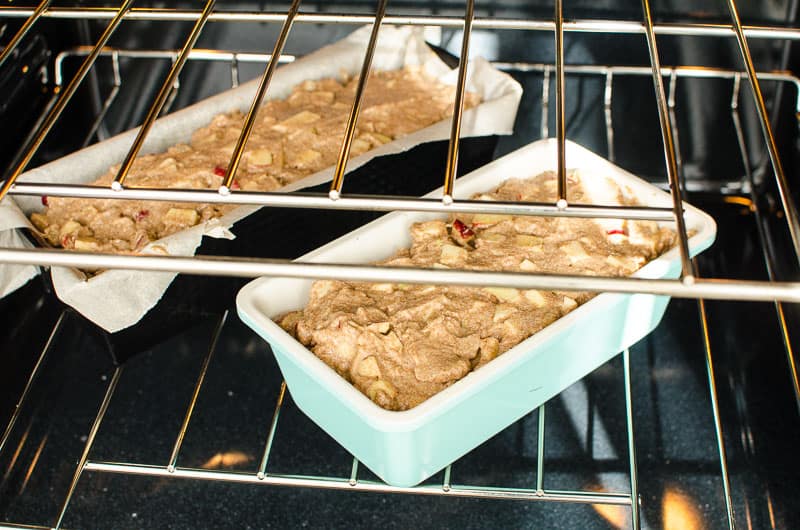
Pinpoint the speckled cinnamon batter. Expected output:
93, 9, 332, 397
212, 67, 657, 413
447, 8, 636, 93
29, 67, 480, 252
279, 171, 676, 411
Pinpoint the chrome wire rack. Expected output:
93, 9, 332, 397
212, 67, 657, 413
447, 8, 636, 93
0, 3, 799, 302
1, 2, 800, 529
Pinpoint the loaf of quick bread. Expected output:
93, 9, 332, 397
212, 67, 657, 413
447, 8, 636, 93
279, 170, 676, 411
30, 67, 480, 253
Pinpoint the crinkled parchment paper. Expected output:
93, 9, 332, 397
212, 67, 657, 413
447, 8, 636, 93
0, 25, 522, 332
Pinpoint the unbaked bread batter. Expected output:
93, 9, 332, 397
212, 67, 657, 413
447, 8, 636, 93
279, 171, 676, 411
30, 67, 480, 252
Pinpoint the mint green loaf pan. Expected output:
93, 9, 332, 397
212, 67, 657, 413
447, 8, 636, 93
236, 138, 717, 487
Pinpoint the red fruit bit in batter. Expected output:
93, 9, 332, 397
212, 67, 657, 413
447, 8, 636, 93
61, 234, 75, 248
135, 210, 149, 221
606, 229, 626, 236
41, 195, 48, 206
453, 219, 474, 238
213, 166, 226, 177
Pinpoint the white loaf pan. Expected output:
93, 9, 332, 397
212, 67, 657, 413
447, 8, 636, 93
236, 138, 717, 487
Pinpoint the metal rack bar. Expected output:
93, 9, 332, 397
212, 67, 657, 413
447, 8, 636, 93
603, 71, 614, 162
0, 312, 64, 456
167, 311, 227, 473
256, 381, 286, 480
731, 74, 800, 414
161, 76, 181, 116
81, 460, 633, 504
221, 0, 301, 192
0, 0, 49, 68
652, 31, 735, 526
55, 47, 297, 65
667, 72, 686, 193
53, 367, 123, 530
10, 56, 800, 220
540, 66, 551, 139
329, 0, 387, 198
230, 55, 240, 87
622, 350, 641, 530
1, 247, 799, 303
5, 184, 677, 220
554, 0, 567, 206
640, 0, 694, 280
441, 0, 474, 202
493, 64, 800, 94
726, 0, 800, 265
80, 52, 121, 148
113, 0, 215, 188
0, 0, 134, 203
0, 524, 75, 530
3, 7, 800, 39
349, 458, 359, 486
696, 293, 736, 529
536, 404, 546, 494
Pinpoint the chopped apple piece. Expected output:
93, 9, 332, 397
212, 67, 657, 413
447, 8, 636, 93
272, 110, 321, 132
356, 356, 381, 378
247, 148, 273, 165
367, 322, 391, 334
519, 259, 537, 272
59, 220, 82, 240
493, 303, 516, 322
369, 283, 394, 293
562, 296, 578, 311
309, 280, 339, 301
483, 287, 521, 302
503, 319, 521, 336
412, 220, 447, 239
351, 138, 371, 153
73, 237, 100, 251
310, 91, 334, 105
523, 289, 546, 307
480, 232, 505, 243
478, 337, 500, 363
608, 233, 628, 245
515, 234, 544, 247
30, 213, 47, 231
289, 148, 322, 168
472, 213, 512, 225
605, 255, 626, 268
367, 379, 396, 401
219, 143, 236, 157
627, 222, 659, 251
560, 240, 589, 263
433, 263, 450, 269
440, 244, 467, 265
164, 208, 200, 226
157, 157, 177, 171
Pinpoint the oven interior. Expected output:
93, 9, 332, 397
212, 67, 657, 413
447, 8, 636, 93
1, 1, 800, 528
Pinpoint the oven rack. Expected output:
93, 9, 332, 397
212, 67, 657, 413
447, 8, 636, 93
0, 3, 799, 529
0, 4, 799, 303
2, 310, 648, 530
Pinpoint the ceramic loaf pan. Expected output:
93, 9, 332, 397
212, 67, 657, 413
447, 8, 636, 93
236, 138, 718, 487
